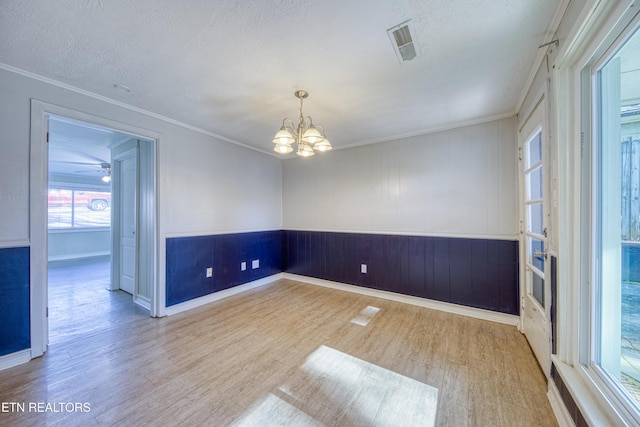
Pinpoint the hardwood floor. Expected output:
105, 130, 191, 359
47, 257, 148, 345
0, 271, 557, 426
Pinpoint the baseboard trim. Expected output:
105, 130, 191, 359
47, 251, 110, 263
164, 272, 519, 325
548, 381, 574, 427
134, 295, 151, 311
0, 349, 31, 372
283, 273, 519, 326
165, 274, 283, 316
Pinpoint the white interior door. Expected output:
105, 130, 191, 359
118, 153, 137, 295
519, 101, 551, 376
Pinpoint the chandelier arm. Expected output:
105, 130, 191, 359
304, 116, 315, 127
282, 117, 296, 129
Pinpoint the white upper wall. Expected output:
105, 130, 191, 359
0, 66, 282, 247
282, 117, 518, 239
162, 131, 282, 236
0, 62, 517, 248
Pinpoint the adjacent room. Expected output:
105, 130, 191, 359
1, 0, 639, 425
47, 116, 151, 344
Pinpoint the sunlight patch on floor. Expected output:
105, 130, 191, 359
233, 345, 438, 426
298, 346, 438, 426
230, 393, 324, 427
351, 306, 381, 326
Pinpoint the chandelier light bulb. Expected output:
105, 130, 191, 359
314, 138, 332, 152
302, 125, 323, 144
273, 127, 294, 145
298, 150, 314, 157
274, 144, 294, 154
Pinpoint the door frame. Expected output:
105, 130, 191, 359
518, 96, 552, 377
29, 100, 159, 358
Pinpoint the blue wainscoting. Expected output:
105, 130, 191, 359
166, 230, 282, 306
166, 230, 519, 315
0, 247, 30, 357
283, 230, 519, 315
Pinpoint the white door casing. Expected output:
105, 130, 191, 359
30, 100, 159, 360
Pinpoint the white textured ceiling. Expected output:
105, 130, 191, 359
47, 116, 132, 180
0, 0, 560, 154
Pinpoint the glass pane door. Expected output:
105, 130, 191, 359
524, 130, 546, 308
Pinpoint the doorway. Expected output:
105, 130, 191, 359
30, 101, 158, 358
47, 116, 145, 344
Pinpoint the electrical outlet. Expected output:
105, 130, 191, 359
361, 264, 367, 274
206, 267, 213, 278
252, 259, 259, 269
241, 262, 247, 271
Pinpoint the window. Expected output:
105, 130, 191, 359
588, 21, 640, 421
48, 187, 111, 229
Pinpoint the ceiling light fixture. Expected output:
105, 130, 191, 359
272, 90, 332, 157
101, 163, 111, 183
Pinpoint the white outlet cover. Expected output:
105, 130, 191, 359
206, 267, 213, 278
252, 259, 259, 269
361, 264, 367, 274
241, 262, 247, 271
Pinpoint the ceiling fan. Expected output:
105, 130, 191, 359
67, 161, 111, 182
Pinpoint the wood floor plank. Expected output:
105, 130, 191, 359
0, 266, 557, 426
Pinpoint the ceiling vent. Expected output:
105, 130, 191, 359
387, 20, 418, 62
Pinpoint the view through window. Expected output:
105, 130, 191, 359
48, 187, 111, 228
596, 24, 640, 410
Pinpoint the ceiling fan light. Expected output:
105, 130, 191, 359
100, 163, 111, 183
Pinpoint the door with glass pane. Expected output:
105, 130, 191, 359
520, 101, 551, 376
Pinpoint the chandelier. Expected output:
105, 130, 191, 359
272, 90, 332, 157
